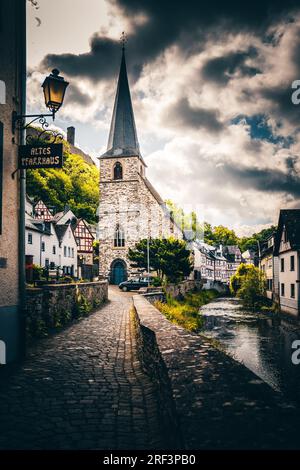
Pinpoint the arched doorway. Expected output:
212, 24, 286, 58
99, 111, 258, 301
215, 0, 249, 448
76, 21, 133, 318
110, 259, 127, 285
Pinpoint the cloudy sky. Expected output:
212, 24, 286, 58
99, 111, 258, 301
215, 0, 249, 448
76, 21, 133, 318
27, 0, 300, 235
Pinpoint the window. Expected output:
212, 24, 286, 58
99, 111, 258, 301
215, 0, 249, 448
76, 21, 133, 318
284, 228, 288, 243
291, 255, 295, 271
72, 248, 74, 258
41, 241, 45, 252
114, 225, 125, 247
64, 246, 67, 257
113, 162, 123, 180
291, 284, 295, 299
52, 245, 56, 254
50, 262, 55, 269
68, 247, 71, 257
45, 259, 49, 267
281, 258, 284, 272
28, 233, 33, 244
281, 283, 285, 297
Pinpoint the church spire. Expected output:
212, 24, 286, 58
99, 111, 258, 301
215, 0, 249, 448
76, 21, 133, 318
101, 38, 141, 158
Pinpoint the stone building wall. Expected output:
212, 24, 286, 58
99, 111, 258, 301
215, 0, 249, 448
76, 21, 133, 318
0, 0, 25, 363
98, 154, 183, 280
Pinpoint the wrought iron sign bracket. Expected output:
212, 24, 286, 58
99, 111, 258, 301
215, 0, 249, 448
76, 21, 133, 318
11, 111, 64, 179
12, 110, 55, 135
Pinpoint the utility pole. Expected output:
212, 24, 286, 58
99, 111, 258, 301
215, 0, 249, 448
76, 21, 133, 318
257, 239, 261, 269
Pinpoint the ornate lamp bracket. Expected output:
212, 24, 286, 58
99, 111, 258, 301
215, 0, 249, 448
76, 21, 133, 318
12, 111, 63, 144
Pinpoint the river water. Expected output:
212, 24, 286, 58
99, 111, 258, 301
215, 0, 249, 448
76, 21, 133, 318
200, 298, 300, 400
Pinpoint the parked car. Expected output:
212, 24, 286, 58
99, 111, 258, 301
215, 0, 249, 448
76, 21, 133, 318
118, 277, 153, 292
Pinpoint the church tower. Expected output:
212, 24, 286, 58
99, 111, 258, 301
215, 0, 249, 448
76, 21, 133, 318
98, 45, 182, 284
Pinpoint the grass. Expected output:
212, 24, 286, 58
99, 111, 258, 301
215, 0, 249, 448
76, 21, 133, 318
154, 289, 219, 332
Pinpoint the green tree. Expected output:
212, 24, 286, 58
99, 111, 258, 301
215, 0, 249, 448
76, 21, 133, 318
211, 225, 239, 246
230, 263, 266, 309
166, 200, 203, 239
128, 237, 193, 284
239, 226, 276, 253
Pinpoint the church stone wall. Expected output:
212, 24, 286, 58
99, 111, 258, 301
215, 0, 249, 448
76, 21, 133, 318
100, 156, 140, 181
98, 156, 183, 281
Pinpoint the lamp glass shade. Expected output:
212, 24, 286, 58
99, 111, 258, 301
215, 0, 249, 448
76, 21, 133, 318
42, 69, 69, 113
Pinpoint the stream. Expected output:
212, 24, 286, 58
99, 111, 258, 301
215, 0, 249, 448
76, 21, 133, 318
201, 297, 300, 400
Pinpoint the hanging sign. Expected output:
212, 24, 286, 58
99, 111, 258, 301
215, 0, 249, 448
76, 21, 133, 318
18, 143, 63, 169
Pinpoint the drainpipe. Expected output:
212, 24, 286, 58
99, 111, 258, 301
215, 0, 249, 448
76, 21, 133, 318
18, 0, 27, 359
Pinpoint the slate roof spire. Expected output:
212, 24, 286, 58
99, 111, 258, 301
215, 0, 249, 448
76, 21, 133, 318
101, 41, 141, 158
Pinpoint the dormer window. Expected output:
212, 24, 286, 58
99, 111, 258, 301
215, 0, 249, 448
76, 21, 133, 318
114, 162, 123, 180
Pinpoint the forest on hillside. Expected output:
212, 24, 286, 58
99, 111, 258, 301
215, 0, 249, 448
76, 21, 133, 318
166, 200, 276, 253
26, 140, 99, 224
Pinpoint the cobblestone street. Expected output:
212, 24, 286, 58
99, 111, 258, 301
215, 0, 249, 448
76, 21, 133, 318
1, 288, 300, 450
0, 287, 164, 450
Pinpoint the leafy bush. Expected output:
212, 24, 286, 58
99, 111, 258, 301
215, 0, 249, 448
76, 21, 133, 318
60, 276, 74, 284
155, 289, 219, 332
73, 293, 92, 318
32, 264, 43, 281
152, 276, 163, 287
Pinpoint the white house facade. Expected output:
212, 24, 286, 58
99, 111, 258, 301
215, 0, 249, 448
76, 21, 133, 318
25, 199, 78, 277
274, 210, 300, 317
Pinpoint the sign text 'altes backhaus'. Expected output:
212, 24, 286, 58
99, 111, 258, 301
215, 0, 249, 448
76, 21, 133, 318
18, 143, 63, 169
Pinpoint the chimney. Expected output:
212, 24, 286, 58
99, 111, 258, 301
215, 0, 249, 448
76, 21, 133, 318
67, 126, 75, 146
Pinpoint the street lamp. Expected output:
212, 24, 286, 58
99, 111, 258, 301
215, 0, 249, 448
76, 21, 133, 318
42, 69, 69, 116
12, 68, 69, 133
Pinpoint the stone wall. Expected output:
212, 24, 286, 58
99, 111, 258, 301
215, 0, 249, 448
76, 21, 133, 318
165, 279, 201, 298
26, 281, 108, 340
141, 280, 201, 304
130, 306, 183, 448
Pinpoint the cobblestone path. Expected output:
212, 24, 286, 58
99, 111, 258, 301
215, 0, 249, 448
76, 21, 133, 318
0, 288, 164, 449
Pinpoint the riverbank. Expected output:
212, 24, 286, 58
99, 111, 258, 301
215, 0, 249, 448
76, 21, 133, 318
154, 289, 220, 332
133, 294, 300, 449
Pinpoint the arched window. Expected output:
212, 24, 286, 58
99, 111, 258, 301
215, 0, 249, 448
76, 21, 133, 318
114, 225, 125, 247
113, 162, 123, 180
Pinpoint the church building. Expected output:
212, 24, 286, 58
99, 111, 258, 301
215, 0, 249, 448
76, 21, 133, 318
98, 47, 182, 284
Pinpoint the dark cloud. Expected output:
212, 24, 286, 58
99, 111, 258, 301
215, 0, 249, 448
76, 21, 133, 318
221, 163, 300, 197
165, 97, 223, 133
42, 35, 121, 81
65, 83, 92, 106
260, 85, 300, 127
41, 0, 300, 82
201, 48, 260, 84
